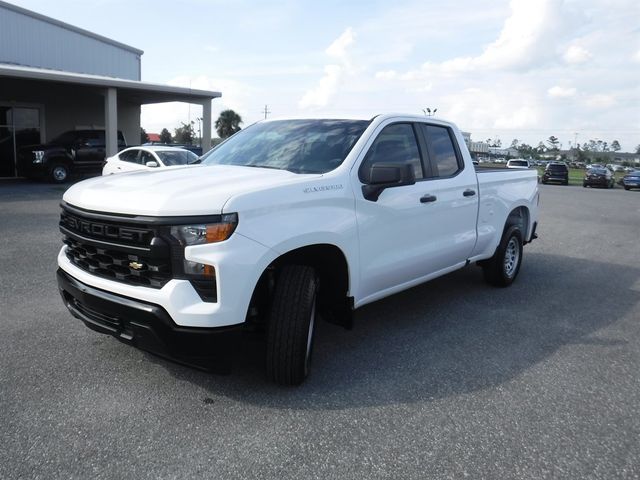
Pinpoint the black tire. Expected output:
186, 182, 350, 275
564, 180, 569, 186
266, 265, 318, 386
624, 186, 630, 191
50, 164, 69, 183
482, 225, 523, 287
583, 183, 587, 188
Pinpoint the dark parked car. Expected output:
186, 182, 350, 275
583, 167, 614, 188
622, 170, 640, 190
17, 129, 126, 183
541, 162, 569, 185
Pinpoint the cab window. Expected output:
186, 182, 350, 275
359, 123, 423, 182
419, 125, 462, 177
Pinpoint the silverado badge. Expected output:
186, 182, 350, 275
129, 261, 144, 270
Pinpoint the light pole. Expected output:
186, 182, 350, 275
423, 107, 438, 117
196, 117, 202, 147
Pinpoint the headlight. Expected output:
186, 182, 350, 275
32, 151, 45, 163
170, 213, 238, 246
169, 214, 238, 302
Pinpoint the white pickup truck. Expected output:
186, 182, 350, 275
57, 114, 539, 385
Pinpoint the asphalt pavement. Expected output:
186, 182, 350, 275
1, 179, 639, 479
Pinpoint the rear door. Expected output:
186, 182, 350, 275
116, 149, 144, 172
414, 123, 479, 272
74, 131, 105, 173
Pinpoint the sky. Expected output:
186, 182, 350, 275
11, 0, 640, 151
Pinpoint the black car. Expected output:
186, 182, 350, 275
541, 162, 569, 185
17, 129, 126, 183
583, 167, 614, 188
622, 170, 640, 190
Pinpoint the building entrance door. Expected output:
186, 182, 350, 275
0, 106, 41, 177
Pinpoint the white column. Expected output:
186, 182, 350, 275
104, 87, 118, 157
202, 100, 212, 153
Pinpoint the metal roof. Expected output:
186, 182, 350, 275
0, 63, 221, 104
0, 0, 143, 55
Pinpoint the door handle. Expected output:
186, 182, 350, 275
463, 189, 476, 197
420, 194, 437, 203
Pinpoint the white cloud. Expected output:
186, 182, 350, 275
563, 45, 592, 64
375, 70, 397, 80
325, 27, 355, 62
584, 94, 617, 108
548, 86, 577, 97
414, 0, 564, 75
633, 50, 640, 63
298, 28, 355, 108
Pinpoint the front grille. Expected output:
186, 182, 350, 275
64, 237, 171, 288
60, 206, 173, 289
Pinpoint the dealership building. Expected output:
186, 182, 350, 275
0, 0, 220, 177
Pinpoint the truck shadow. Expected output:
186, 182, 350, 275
148, 253, 640, 409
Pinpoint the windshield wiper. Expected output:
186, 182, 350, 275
243, 164, 289, 171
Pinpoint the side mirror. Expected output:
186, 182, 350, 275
145, 161, 159, 168
362, 162, 416, 201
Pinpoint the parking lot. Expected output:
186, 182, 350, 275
1, 180, 639, 479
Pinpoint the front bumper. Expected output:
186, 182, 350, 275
57, 269, 241, 371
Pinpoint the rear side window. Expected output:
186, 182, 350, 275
119, 150, 139, 163
359, 123, 423, 181
420, 125, 461, 177
84, 131, 105, 147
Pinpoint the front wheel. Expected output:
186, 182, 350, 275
266, 265, 318, 385
482, 225, 523, 287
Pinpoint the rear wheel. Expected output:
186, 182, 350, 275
266, 265, 318, 385
482, 225, 523, 287
50, 164, 69, 183
624, 186, 630, 190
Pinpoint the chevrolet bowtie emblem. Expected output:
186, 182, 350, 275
129, 261, 144, 270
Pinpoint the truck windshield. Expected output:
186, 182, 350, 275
200, 119, 370, 174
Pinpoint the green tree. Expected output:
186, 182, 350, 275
611, 140, 621, 152
636, 144, 640, 154
510, 139, 519, 148
140, 127, 149, 144
174, 121, 195, 144
160, 128, 172, 144
215, 110, 243, 138
546, 135, 560, 151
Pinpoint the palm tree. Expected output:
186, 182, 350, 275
215, 110, 243, 139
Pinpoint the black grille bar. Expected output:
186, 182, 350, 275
60, 204, 175, 289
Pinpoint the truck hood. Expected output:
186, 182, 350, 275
63, 165, 318, 216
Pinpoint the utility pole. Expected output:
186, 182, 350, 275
262, 105, 271, 119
